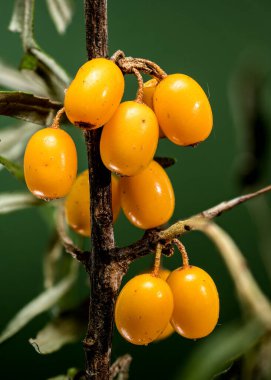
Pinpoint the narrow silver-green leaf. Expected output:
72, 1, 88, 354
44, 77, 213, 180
0, 156, 24, 180
9, 0, 25, 33
7, 0, 68, 100
31, 48, 71, 97
0, 262, 78, 344
0, 122, 39, 168
175, 320, 265, 380
0, 192, 40, 214
46, 0, 75, 34
0, 60, 50, 97
43, 237, 64, 289
9, 0, 37, 52
0, 91, 62, 126
29, 313, 85, 354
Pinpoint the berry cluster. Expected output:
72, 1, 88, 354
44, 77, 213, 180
23, 55, 218, 343
24, 55, 213, 234
115, 243, 219, 345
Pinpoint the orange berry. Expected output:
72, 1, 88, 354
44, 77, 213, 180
158, 268, 171, 281
155, 322, 175, 342
115, 274, 174, 345
65, 170, 120, 237
24, 127, 77, 200
153, 74, 213, 146
120, 160, 175, 229
154, 268, 174, 341
64, 58, 124, 128
100, 101, 159, 176
167, 266, 219, 339
143, 78, 165, 138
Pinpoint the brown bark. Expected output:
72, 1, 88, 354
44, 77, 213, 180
83, 2, 127, 379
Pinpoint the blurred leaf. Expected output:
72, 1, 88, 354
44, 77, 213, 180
8, 0, 69, 100
0, 261, 79, 344
47, 368, 79, 380
154, 156, 177, 169
0, 122, 39, 169
43, 236, 64, 289
175, 320, 265, 380
0, 60, 51, 97
9, 0, 25, 34
229, 53, 270, 188
46, 0, 75, 34
0, 192, 40, 214
0, 91, 62, 125
20, 53, 39, 71
29, 308, 85, 354
0, 156, 24, 180
31, 48, 70, 100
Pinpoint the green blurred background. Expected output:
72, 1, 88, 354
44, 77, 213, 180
1, 0, 271, 379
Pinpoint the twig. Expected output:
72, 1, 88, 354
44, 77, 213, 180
116, 184, 271, 261
109, 354, 132, 380
160, 184, 271, 241
201, 184, 271, 220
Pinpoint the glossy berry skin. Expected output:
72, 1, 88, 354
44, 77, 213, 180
153, 74, 213, 146
155, 321, 175, 341
120, 160, 175, 229
64, 58, 124, 128
24, 127, 77, 200
143, 78, 165, 138
100, 101, 159, 176
115, 274, 174, 345
167, 266, 219, 339
159, 268, 171, 281
155, 268, 174, 341
65, 170, 120, 237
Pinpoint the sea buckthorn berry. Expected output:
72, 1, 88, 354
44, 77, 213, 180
158, 268, 171, 281
65, 170, 120, 237
153, 74, 213, 146
24, 127, 77, 200
115, 274, 174, 345
167, 266, 219, 339
100, 101, 159, 176
154, 268, 174, 341
143, 78, 165, 138
120, 160, 175, 229
64, 58, 124, 128
155, 321, 175, 341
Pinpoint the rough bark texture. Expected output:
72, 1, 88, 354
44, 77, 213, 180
83, 2, 126, 379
